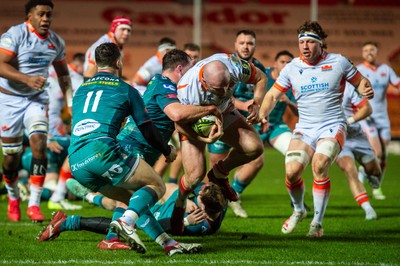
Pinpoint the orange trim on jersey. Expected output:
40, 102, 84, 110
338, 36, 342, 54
348, 71, 362, 85
107, 32, 118, 45
156, 52, 162, 63
0, 47, 15, 57
273, 82, 289, 93
335, 125, 346, 148
299, 51, 328, 66
88, 58, 96, 65
354, 97, 368, 109
134, 74, 148, 86
198, 65, 208, 90
68, 63, 78, 73
362, 61, 379, 71
177, 84, 188, 90
26, 20, 49, 40
390, 80, 400, 88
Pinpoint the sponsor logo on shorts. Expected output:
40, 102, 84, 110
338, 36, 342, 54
73, 119, 100, 136
70, 153, 101, 172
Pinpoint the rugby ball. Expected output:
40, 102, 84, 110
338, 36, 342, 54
192, 115, 217, 137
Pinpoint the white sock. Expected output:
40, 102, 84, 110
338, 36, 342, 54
155, 232, 177, 248
120, 210, 139, 227
28, 184, 43, 207
5, 181, 20, 200
49, 179, 67, 202
312, 178, 330, 225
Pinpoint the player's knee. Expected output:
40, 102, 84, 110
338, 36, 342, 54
315, 140, 340, 164
1, 141, 23, 156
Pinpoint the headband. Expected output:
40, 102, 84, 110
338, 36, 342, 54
298, 31, 323, 45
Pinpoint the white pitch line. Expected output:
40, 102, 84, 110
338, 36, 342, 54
1, 259, 398, 266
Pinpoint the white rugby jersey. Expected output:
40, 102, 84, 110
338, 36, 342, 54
0, 21, 66, 96
177, 53, 256, 113
134, 53, 163, 85
342, 82, 368, 137
47, 64, 83, 136
357, 62, 400, 127
274, 52, 360, 126
83, 33, 123, 72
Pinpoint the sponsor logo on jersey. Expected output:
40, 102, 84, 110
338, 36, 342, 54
72, 119, 101, 136
70, 152, 101, 172
321, 65, 332, 72
48, 43, 55, 49
0, 36, 12, 48
300, 77, 329, 93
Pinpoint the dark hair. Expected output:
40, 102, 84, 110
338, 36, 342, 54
362, 41, 379, 49
95, 43, 120, 68
183, 43, 200, 52
72, 52, 85, 63
162, 49, 191, 71
25, 0, 53, 15
159, 37, 176, 46
275, 50, 294, 61
297, 21, 328, 49
236, 29, 256, 39
200, 183, 226, 217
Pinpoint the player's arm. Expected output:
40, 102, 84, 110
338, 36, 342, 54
53, 60, 73, 108
84, 62, 98, 80
246, 68, 267, 124
349, 74, 374, 100
346, 100, 372, 126
259, 85, 285, 123
164, 102, 221, 123
0, 51, 46, 91
175, 118, 223, 144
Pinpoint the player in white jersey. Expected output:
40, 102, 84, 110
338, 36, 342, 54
336, 83, 381, 220
83, 16, 132, 79
46, 53, 84, 210
356, 41, 400, 200
132, 37, 176, 95
259, 21, 374, 237
170, 52, 267, 235
0, 0, 73, 222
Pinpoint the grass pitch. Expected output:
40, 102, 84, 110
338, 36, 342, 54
0, 148, 399, 265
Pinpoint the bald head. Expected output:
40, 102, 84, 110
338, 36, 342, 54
203, 61, 230, 96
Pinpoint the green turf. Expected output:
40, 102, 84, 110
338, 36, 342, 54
1, 148, 399, 265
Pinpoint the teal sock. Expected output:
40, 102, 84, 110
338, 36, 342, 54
232, 177, 248, 194
60, 215, 81, 232
127, 187, 158, 215
137, 210, 164, 240
93, 195, 105, 208
168, 177, 178, 184
106, 207, 125, 240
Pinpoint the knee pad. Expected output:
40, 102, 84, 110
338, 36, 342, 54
1, 141, 23, 156
285, 150, 310, 167
28, 121, 48, 137
315, 140, 340, 161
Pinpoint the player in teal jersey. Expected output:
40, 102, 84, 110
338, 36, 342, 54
36, 181, 227, 240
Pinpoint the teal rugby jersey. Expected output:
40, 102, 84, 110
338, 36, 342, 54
69, 72, 150, 155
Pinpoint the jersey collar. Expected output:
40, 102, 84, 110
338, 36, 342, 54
26, 20, 49, 40
300, 51, 327, 66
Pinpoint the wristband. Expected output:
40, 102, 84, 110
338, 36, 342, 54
183, 217, 190, 226
347, 117, 355, 125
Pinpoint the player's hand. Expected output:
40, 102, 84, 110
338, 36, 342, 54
47, 139, 63, 153
185, 208, 207, 225
259, 121, 270, 134
27, 76, 47, 91
246, 100, 260, 124
205, 117, 223, 143
164, 144, 177, 163
359, 78, 374, 99
185, 200, 197, 213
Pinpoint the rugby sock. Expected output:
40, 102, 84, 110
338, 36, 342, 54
49, 169, 72, 202
168, 177, 178, 184
231, 176, 248, 194
285, 177, 305, 212
354, 192, 374, 212
155, 232, 177, 249
213, 160, 230, 179
4, 175, 20, 200
93, 195, 105, 208
312, 177, 331, 225
29, 158, 47, 207
29, 175, 45, 207
137, 210, 165, 240
60, 215, 81, 232
80, 217, 112, 235
106, 207, 124, 240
